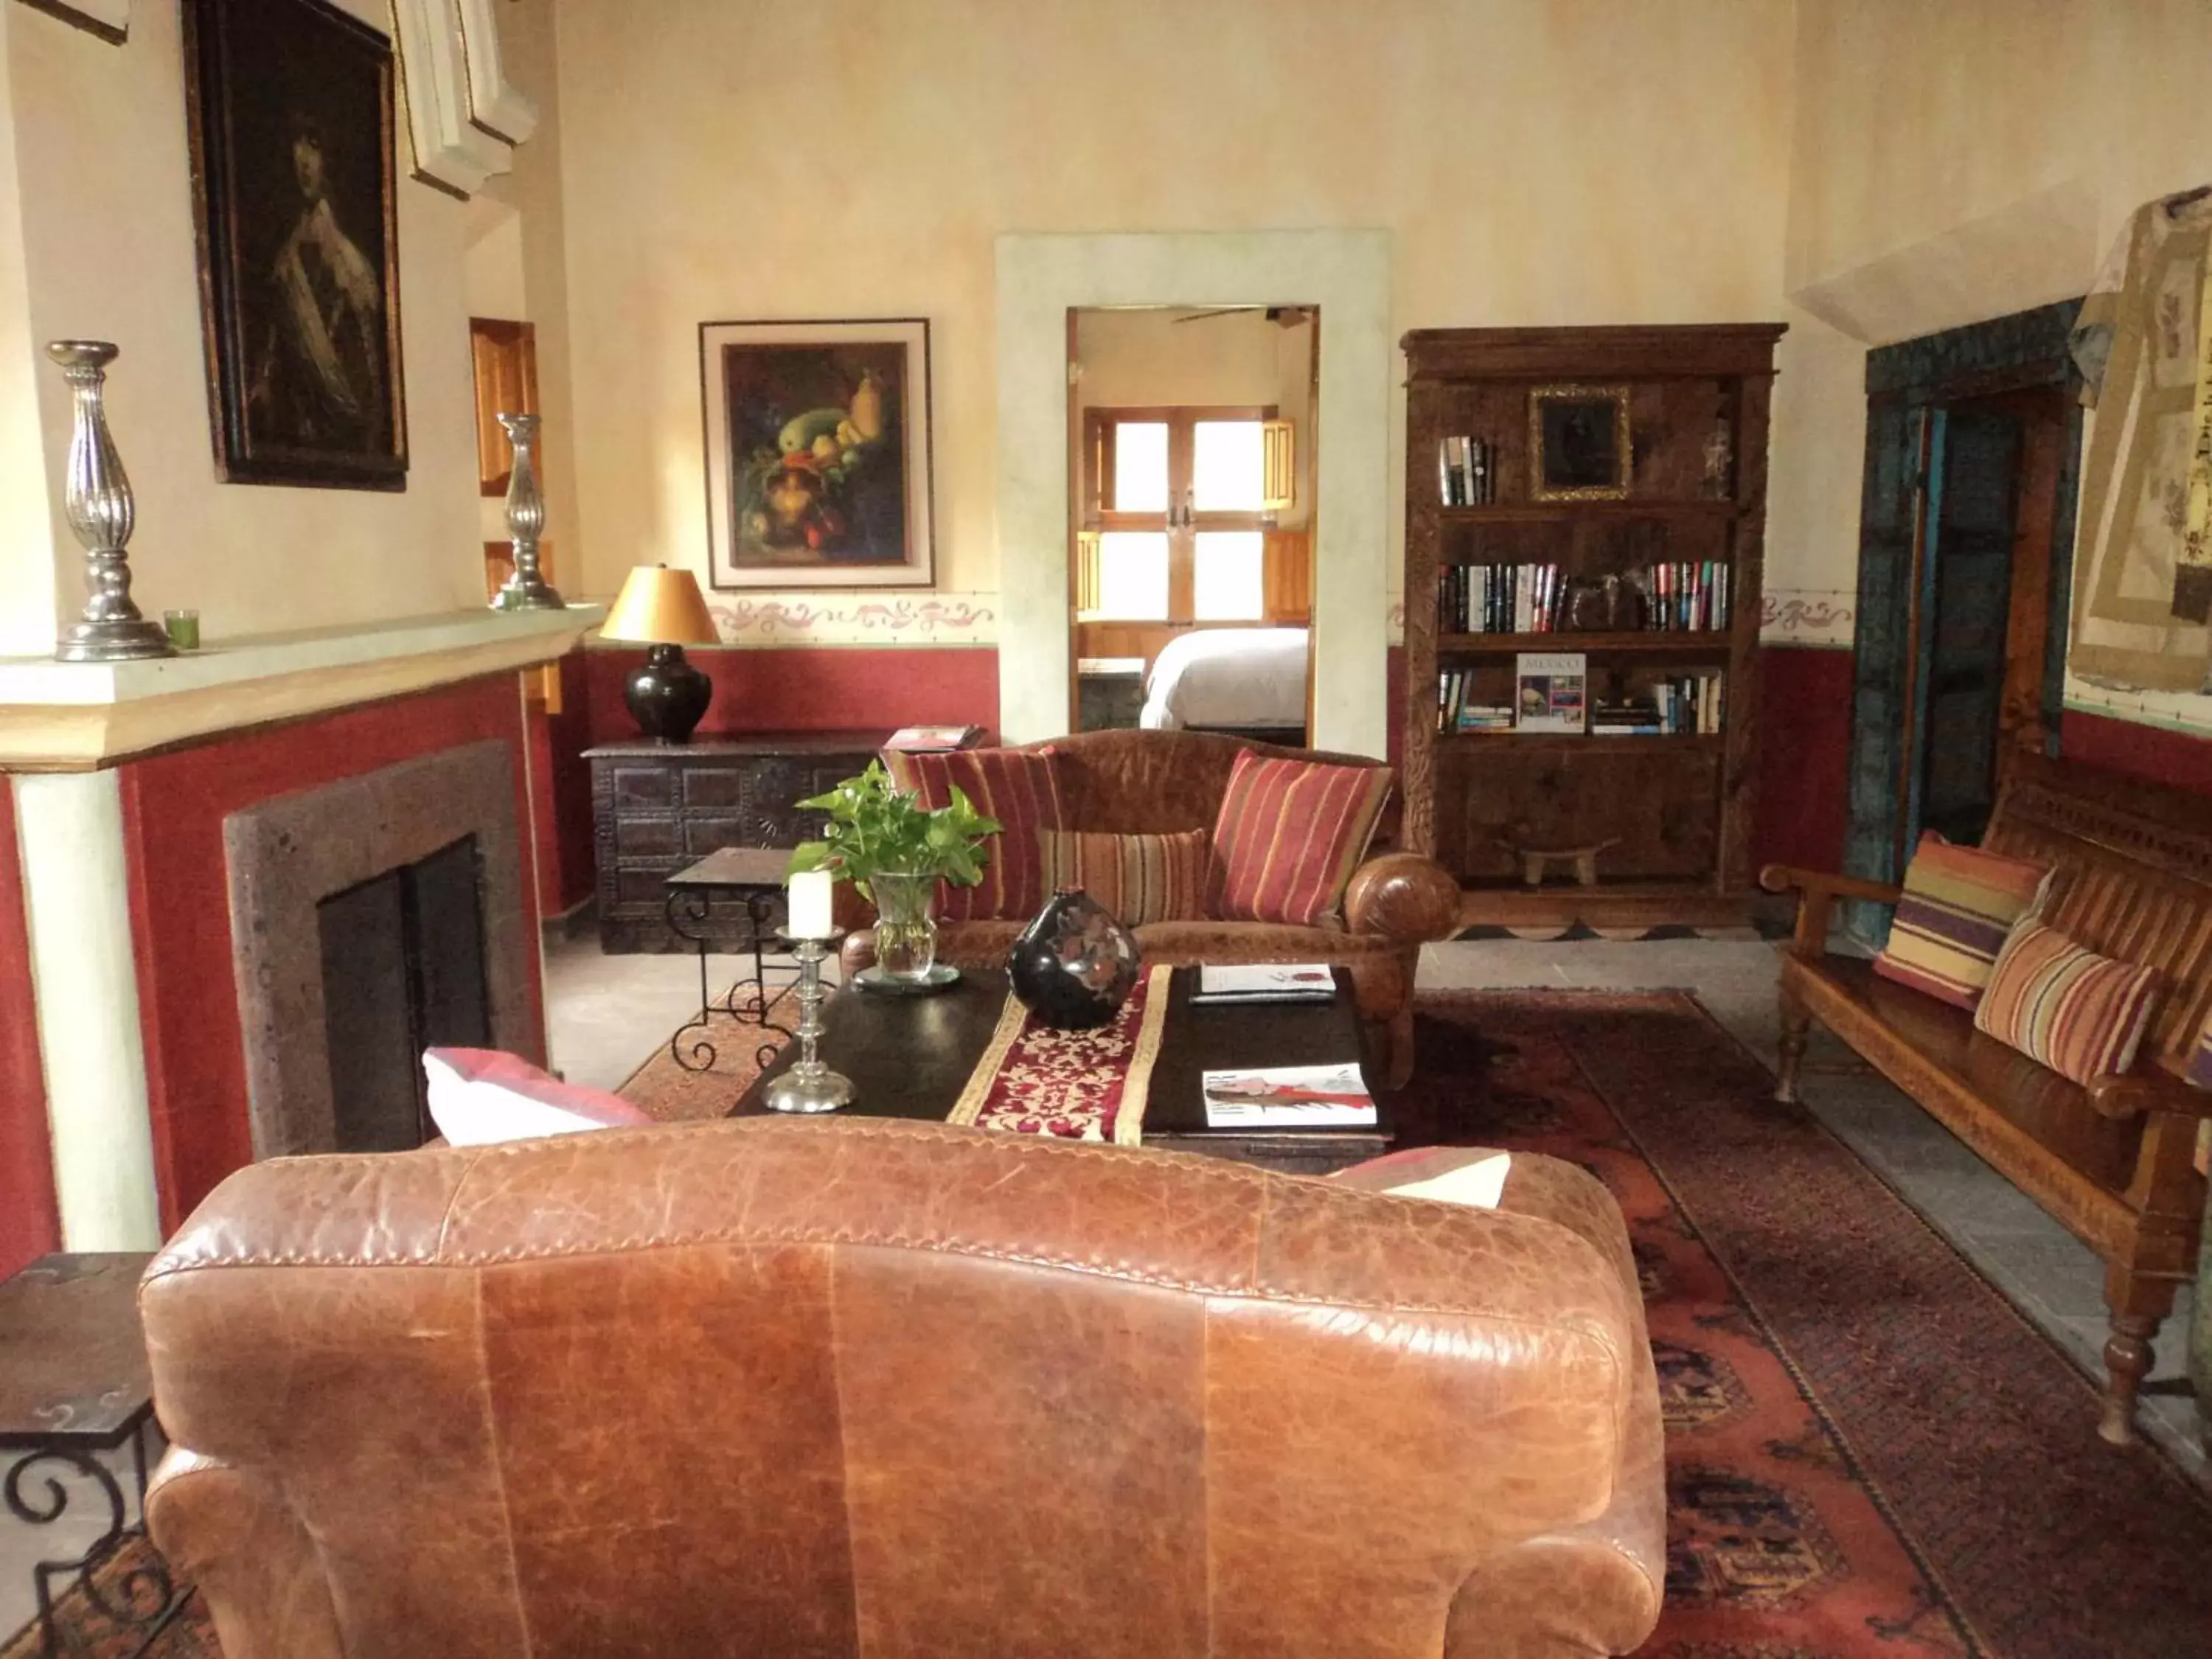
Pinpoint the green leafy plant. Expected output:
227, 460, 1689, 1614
787, 761, 1002, 900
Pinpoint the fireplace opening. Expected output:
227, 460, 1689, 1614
315, 835, 492, 1152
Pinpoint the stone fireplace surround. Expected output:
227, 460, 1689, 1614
226, 740, 538, 1161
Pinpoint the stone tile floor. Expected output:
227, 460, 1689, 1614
5, 930, 2199, 1646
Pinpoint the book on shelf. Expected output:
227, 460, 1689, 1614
1436, 563, 1567, 634
1514, 653, 1586, 734
1192, 964, 1338, 1004
1646, 561, 1732, 632
1439, 560, 1732, 636
1201, 1062, 1377, 1128
1435, 436, 1496, 506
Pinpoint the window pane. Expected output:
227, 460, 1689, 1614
1111, 422, 1168, 512
1194, 531, 1265, 620
1192, 421, 1265, 510
1094, 532, 1169, 619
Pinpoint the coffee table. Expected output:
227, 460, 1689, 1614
733, 965, 1391, 1174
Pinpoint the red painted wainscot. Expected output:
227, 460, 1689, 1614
529, 651, 597, 917
116, 675, 544, 1231
1751, 645, 1853, 875
0, 780, 58, 1279
583, 645, 999, 740
2060, 708, 2212, 798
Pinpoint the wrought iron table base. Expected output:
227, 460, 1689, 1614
662, 886, 800, 1074
4, 1408, 195, 1659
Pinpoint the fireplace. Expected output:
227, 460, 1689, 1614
317, 835, 493, 1152
226, 740, 537, 1161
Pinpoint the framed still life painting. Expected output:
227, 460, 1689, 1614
184, 0, 408, 490
700, 319, 934, 589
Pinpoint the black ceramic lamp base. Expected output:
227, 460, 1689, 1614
625, 644, 714, 744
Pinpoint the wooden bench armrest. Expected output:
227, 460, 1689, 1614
1756, 865, 1904, 958
2087, 1071, 2212, 1124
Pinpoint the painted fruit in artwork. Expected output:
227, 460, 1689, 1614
1008, 888, 1140, 1030
849, 369, 884, 440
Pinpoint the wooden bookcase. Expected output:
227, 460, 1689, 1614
1400, 324, 1786, 928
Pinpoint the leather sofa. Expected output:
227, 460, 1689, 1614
845, 728, 1463, 1087
142, 1117, 1663, 1657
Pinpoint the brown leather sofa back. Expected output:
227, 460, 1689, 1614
144, 1118, 1649, 1657
1023, 727, 1403, 844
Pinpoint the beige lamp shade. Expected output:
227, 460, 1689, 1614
599, 564, 720, 646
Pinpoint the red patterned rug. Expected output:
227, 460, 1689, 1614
1399, 990, 2212, 1658
14, 990, 2208, 1657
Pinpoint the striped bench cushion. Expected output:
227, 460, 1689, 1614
1873, 832, 2051, 1009
1972, 918, 2163, 1086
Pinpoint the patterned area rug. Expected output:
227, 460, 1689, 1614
21, 992, 2208, 1657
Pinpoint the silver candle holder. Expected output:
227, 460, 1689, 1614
763, 937, 853, 1114
47, 341, 174, 662
490, 411, 564, 611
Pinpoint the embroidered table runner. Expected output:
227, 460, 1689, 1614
946, 964, 1175, 1144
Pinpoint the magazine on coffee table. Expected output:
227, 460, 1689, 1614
1192, 963, 1337, 1004
1201, 1062, 1376, 1127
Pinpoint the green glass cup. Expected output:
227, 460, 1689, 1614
162, 609, 200, 651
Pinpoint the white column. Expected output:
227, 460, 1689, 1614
13, 770, 160, 1249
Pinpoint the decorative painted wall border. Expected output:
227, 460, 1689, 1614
683, 591, 999, 647
1761, 588, 1856, 647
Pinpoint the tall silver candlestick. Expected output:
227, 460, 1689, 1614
47, 341, 174, 662
764, 938, 853, 1113
490, 411, 563, 611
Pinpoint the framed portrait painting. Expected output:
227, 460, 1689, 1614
700, 319, 934, 589
184, 0, 408, 490
1528, 383, 1631, 502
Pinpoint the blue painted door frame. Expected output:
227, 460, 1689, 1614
1839, 301, 2084, 949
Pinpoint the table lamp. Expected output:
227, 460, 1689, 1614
599, 564, 720, 744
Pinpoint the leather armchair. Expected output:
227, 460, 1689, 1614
849, 729, 1462, 1086
143, 1119, 1663, 1658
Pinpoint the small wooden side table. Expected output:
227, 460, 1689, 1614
662, 845, 800, 1075
0, 1253, 190, 1657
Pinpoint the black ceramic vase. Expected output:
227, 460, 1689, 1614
625, 644, 714, 744
1008, 888, 1140, 1030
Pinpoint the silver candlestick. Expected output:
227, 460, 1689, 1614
490, 411, 563, 611
764, 938, 853, 1113
47, 341, 173, 662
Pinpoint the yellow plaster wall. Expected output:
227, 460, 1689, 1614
549, 0, 1798, 640
0, 0, 485, 656
1770, 0, 2212, 669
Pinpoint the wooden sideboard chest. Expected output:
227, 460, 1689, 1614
587, 734, 889, 953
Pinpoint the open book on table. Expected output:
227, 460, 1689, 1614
1201, 1062, 1376, 1127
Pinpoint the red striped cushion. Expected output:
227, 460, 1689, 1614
1036, 830, 1208, 926
1972, 919, 2163, 1086
1206, 750, 1393, 928
883, 748, 1064, 922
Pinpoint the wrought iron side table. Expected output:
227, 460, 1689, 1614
662, 846, 801, 1074
0, 1252, 192, 1658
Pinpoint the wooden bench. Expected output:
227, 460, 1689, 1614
1762, 751, 2212, 1444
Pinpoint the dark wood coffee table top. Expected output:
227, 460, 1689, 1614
734, 966, 1391, 1173
0, 1253, 157, 1448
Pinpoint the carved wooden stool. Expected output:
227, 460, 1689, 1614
1495, 837, 1619, 888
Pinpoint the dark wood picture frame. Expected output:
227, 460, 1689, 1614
183, 0, 408, 490
698, 318, 935, 591
1528, 383, 1632, 501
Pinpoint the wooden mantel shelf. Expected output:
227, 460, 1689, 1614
0, 607, 604, 771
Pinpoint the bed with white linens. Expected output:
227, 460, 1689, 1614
1138, 627, 1309, 737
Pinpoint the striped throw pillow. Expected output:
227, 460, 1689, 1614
883, 748, 1064, 922
1872, 832, 2051, 1009
1973, 918, 2163, 1086
1207, 750, 1393, 928
1036, 830, 1208, 927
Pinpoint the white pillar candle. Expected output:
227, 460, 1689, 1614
787, 868, 836, 940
